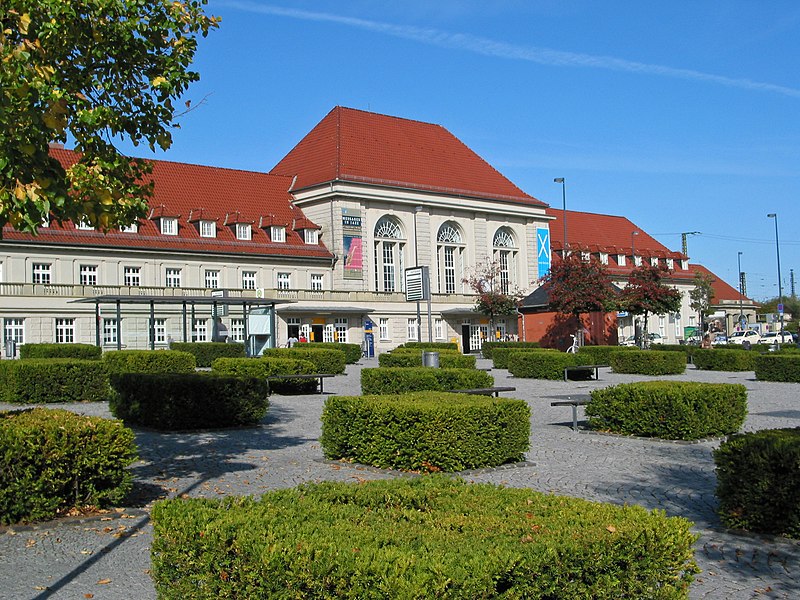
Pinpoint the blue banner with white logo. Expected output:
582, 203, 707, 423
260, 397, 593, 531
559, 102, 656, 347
537, 227, 551, 277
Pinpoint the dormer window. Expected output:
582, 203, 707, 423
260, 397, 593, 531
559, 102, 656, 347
666, 258, 674, 269
236, 223, 252, 241
76, 220, 93, 230
650, 257, 659, 267
680, 260, 689, 270
160, 217, 178, 236
599, 252, 609, 265
633, 255, 642, 267
581, 251, 590, 261
618, 254, 626, 266
304, 229, 319, 244
120, 222, 138, 233
199, 220, 216, 238
271, 226, 286, 243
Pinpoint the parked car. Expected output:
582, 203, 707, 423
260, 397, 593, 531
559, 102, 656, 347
711, 334, 728, 345
619, 335, 638, 347
647, 333, 663, 343
761, 331, 794, 344
728, 330, 762, 345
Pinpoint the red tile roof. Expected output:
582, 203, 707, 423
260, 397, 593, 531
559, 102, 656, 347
1, 148, 333, 260
270, 106, 545, 207
690, 263, 755, 303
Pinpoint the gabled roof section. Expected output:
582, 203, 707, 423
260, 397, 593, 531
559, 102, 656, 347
270, 106, 545, 207
1, 148, 333, 260
689, 263, 756, 304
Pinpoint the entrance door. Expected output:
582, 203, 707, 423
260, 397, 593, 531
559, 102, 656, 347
311, 324, 324, 343
461, 324, 471, 354
470, 325, 488, 354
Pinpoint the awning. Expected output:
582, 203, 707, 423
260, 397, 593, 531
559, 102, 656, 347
276, 305, 373, 315
438, 306, 481, 316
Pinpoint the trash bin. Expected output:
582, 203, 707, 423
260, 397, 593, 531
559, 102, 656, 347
421, 351, 439, 368
4, 339, 16, 359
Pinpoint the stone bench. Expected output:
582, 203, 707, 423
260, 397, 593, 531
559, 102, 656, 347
550, 398, 590, 432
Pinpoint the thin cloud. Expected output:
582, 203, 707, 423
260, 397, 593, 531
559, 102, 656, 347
224, 2, 800, 99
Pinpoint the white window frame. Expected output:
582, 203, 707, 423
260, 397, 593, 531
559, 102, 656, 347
310, 273, 324, 291
242, 271, 257, 290
277, 272, 291, 290
160, 217, 178, 236
192, 318, 208, 342
407, 318, 419, 341
379, 317, 390, 340
165, 267, 182, 288
205, 269, 220, 289
32, 262, 52, 284
271, 226, 286, 243
334, 318, 348, 343
650, 257, 659, 267
124, 266, 141, 287
435, 318, 445, 340
4, 318, 25, 345
55, 318, 75, 344
199, 220, 216, 238
230, 318, 245, 343
102, 318, 119, 346
120, 222, 138, 234
236, 223, 252, 240
618, 254, 626, 267
76, 220, 93, 230
80, 264, 98, 286
323, 323, 335, 343
681, 260, 689, 270
304, 229, 319, 244
666, 258, 674, 270
154, 318, 167, 344
599, 252, 609, 265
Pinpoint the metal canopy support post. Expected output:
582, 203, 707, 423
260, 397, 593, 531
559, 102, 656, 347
182, 301, 188, 342
116, 299, 122, 351
243, 301, 250, 356
149, 300, 155, 350
94, 301, 101, 347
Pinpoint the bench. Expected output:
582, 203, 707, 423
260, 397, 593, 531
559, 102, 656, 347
550, 398, 590, 432
267, 373, 334, 394
448, 386, 517, 397
563, 364, 607, 381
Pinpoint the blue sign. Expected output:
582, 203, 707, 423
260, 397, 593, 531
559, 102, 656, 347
364, 319, 373, 332
778, 303, 784, 314
536, 227, 551, 277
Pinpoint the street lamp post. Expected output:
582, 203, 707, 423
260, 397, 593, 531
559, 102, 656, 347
554, 178, 566, 258
631, 230, 639, 346
767, 213, 784, 349
737, 251, 744, 330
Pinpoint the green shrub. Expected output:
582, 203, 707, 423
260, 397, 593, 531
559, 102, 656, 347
321, 391, 529, 471
103, 350, 196, 374
714, 428, 800, 538
109, 373, 269, 430
361, 367, 492, 395
507, 351, 580, 380
587, 381, 747, 440
755, 354, 800, 382
576, 345, 636, 366
389, 347, 462, 355
306, 342, 362, 364
18, 343, 102, 360
480, 341, 540, 359
169, 342, 245, 367
400, 341, 459, 350
151, 477, 698, 599
0, 408, 136, 524
211, 357, 318, 394
378, 352, 476, 369
692, 349, 756, 371
610, 350, 686, 375
260, 347, 346, 374
0, 359, 110, 403
491, 347, 558, 370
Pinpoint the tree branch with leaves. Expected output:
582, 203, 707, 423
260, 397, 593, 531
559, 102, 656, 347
619, 263, 683, 347
462, 261, 524, 337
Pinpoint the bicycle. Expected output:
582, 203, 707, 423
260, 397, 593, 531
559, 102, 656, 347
566, 334, 579, 354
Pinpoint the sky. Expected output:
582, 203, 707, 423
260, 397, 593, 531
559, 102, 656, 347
120, 1, 800, 301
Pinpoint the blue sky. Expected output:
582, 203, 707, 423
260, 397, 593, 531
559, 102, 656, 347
125, 1, 800, 301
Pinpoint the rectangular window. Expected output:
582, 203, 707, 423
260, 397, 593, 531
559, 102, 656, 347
444, 247, 456, 294
153, 318, 167, 344
165, 268, 181, 288
382, 241, 395, 292
287, 317, 301, 341
599, 252, 609, 265
407, 318, 419, 341
230, 318, 245, 343
76, 220, 93, 230
192, 318, 207, 342
498, 251, 510, 295
55, 318, 75, 344
4, 318, 25, 345
310, 273, 324, 291
666, 258, 674, 270
304, 229, 318, 244
124, 266, 141, 287
650, 257, 659, 267
32, 263, 52, 284
618, 254, 626, 267
80, 264, 98, 286
681, 260, 689, 270
242, 271, 256, 290
205, 269, 220, 289
323, 324, 335, 343
120, 222, 138, 233
435, 318, 444, 340
271, 226, 285, 242
236, 223, 252, 240
634, 256, 642, 267
334, 318, 348, 343
102, 318, 119, 345
277, 272, 291, 290
160, 217, 178, 236
379, 317, 390, 340
199, 220, 216, 238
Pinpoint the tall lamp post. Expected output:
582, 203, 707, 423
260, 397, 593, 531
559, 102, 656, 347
631, 230, 639, 346
737, 251, 744, 331
767, 213, 784, 348
554, 178, 567, 257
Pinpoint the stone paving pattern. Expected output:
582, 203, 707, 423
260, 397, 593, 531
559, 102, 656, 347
1, 358, 799, 599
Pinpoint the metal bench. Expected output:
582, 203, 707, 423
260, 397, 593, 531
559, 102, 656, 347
448, 386, 517, 397
563, 364, 607, 381
267, 373, 334, 394
550, 398, 590, 432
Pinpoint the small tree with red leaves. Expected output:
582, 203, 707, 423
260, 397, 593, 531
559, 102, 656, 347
539, 253, 617, 344
619, 263, 683, 347
462, 261, 524, 339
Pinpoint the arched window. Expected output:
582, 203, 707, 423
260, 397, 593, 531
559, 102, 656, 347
437, 221, 466, 294
373, 216, 405, 292
493, 227, 517, 294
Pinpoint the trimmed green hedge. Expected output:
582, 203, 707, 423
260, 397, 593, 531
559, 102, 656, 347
692, 349, 756, 371
715, 428, 800, 538
378, 352, 476, 369
755, 354, 800, 382
305, 342, 362, 364
151, 477, 698, 599
18, 343, 102, 360
400, 341, 460, 350
491, 347, 559, 370
211, 357, 318, 394
103, 349, 196, 374
169, 342, 245, 367
0, 359, 110, 403
361, 367, 493, 395
321, 391, 529, 471
610, 350, 686, 375
0, 408, 136, 524
507, 351, 580, 380
110, 373, 269, 430
480, 341, 540, 359
260, 347, 346, 374
587, 381, 747, 440
575, 345, 636, 366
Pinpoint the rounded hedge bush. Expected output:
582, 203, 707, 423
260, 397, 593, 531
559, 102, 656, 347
755, 353, 800, 382
714, 428, 800, 538
321, 391, 530, 471
378, 352, 476, 369
692, 348, 756, 371
575, 345, 637, 366
19, 343, 102, 360
103, 349, 196, 374
360, 367, 492, 395
507, 351, 579, 380
307, 342, 362, 364
491, 347, 559, 370
211, 357, 318, 394
587, 381, 747, 440
480, 341, 540, 359
260, 347, 346, 374
609, 350, 686, 375
0, 359, 110, 403
169, 342, 245, 367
